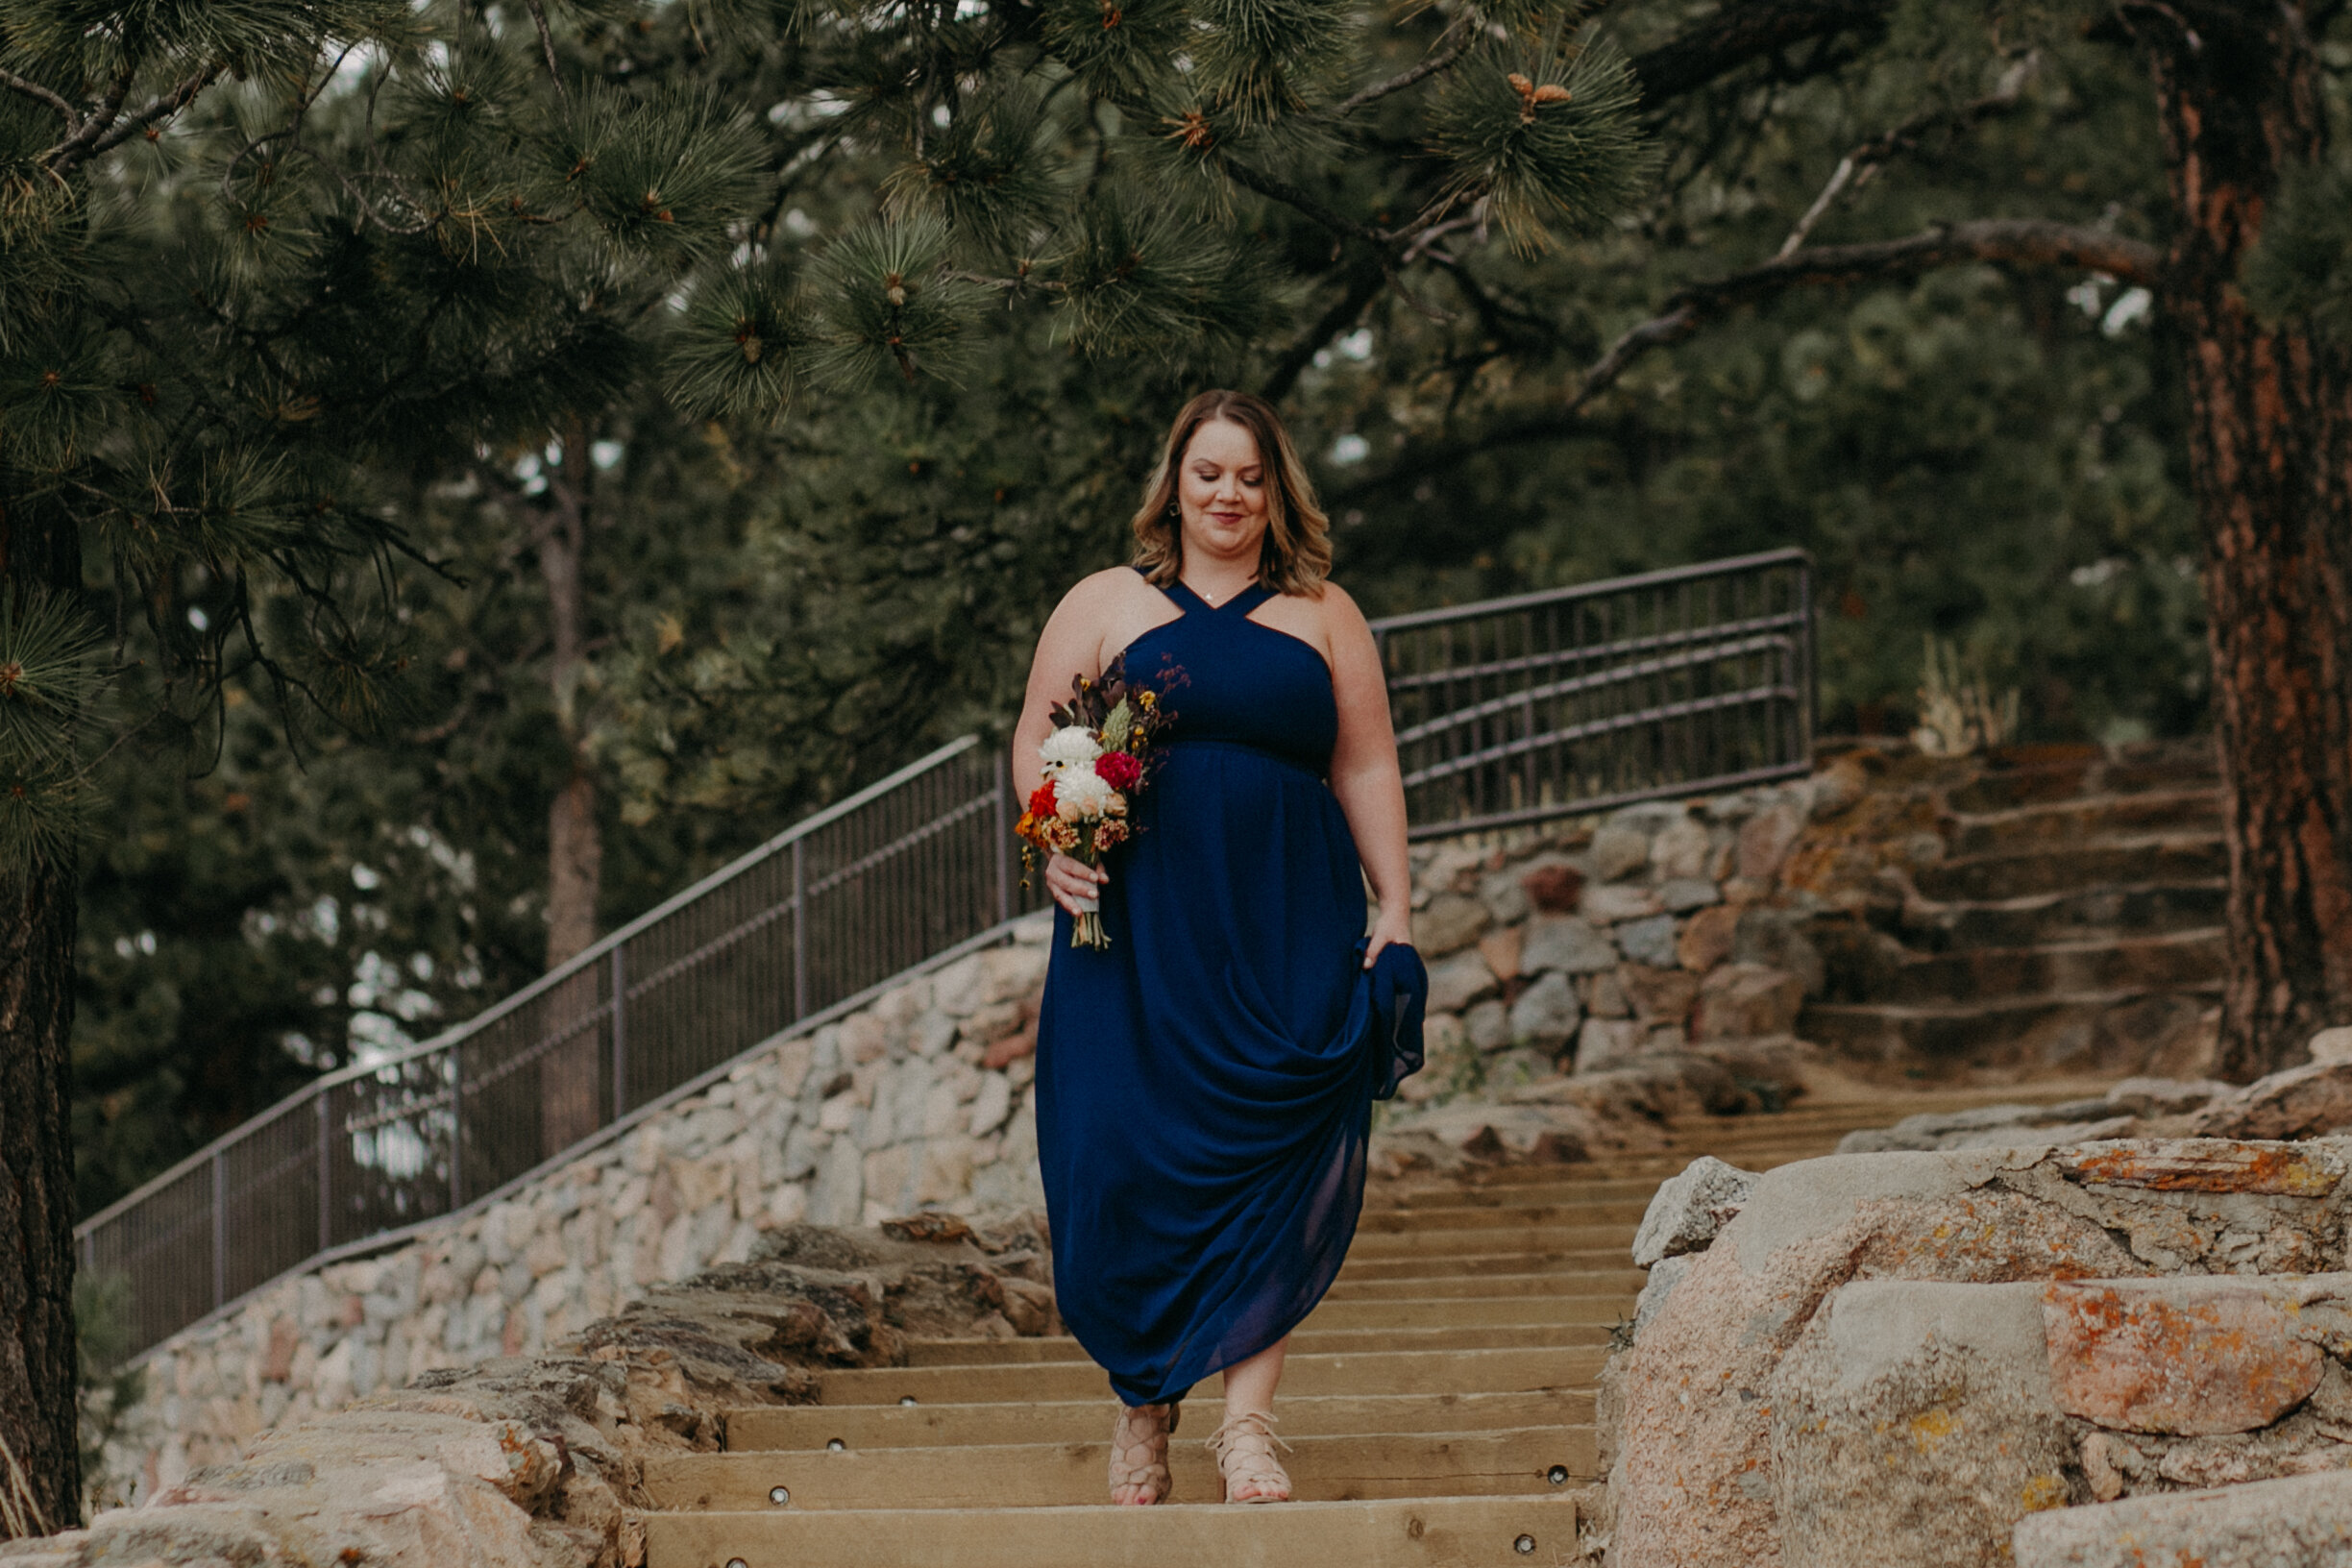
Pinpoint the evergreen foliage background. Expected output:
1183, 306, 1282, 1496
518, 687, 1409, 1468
23, 0, 2294, 1213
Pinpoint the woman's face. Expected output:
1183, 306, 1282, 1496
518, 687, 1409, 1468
1175, 418, 1270, 564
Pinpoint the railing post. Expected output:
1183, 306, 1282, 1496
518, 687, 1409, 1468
316, 1087, 331, 1255
1797, 557, 1818, 764
792, 838, 809, 1021
448, 1043, 464, 1214
210, 1149, 227, 1311
992, 749, 1013, 926
609, 946, 628, 1121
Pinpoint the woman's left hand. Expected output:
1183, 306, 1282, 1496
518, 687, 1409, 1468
1362, 905, 1414, 968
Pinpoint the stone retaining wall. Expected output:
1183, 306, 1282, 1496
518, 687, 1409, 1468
89, 772, 1847, 1507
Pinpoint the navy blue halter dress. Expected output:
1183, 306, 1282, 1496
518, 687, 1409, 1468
1034, 571, 1428, 1408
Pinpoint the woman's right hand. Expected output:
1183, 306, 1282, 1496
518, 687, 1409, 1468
1045, 851, 1107, 915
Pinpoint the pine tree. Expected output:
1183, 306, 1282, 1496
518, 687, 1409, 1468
0, 1, 762, 1524
1283, 0, 2352, 1078
0, 0, 1654, 1520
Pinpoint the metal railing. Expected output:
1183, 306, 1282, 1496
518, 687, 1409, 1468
78, 737, 1033, 1359
77, 550, 1814, 1359
1372, 549, 1815, 839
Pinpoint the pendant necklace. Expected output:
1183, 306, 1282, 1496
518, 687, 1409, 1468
1188, 576, 1249, 607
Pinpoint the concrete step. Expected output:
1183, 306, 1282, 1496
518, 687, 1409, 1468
1947, 789, 2219, 855
1940, 743, 2215, 812
1375, 1176, 1666, 1209
1355, 1198, 1654, 1232
1916, 882, 2227, 950
1871, 930, 2226, 1006
1344, 1224, 1637, 1260
640, 1099, 2113, 1568
902, 1323, 1614, 1366
1335, 1248, 1630, 1281
1911, 838, 2225, 903
645, 1494, 1580, 1568
812, 1346, 1609, 1406
1801, 987, 2220, 1066
646, 1426, 1598, 1509
1323, 1272, 1647, 1303
724, 1389, 1597, 1452
1305, 1295, 1634, 1330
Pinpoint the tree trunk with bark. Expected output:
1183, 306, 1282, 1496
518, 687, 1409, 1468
0, 508, 86, 1535
2141, 2, 2352, 1079
537, 444, 606, 1157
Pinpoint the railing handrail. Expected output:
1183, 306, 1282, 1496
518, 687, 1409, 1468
73, 735, 985, 1242
1364, 546, 1811, 636
1390, 630, 1805, 746
75, 551, 1816, 1362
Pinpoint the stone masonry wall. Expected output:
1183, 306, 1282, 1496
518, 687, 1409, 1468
88, 771, 1844, 1508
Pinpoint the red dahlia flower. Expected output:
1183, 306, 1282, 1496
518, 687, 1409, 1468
1095, 751, 1141, 792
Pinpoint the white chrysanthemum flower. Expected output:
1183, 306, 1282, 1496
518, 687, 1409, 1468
1055, 764, 1119, 821
1039, 724, 1103, 771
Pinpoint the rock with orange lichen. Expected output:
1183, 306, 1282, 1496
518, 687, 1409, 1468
1762, 1273, 2352, 1567
1605, 1139, 2352, 1568
2044, 1277, 2323, 1435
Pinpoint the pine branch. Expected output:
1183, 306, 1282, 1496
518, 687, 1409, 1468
1333, 216, 2166, 499
1261, 260, 1385, 401
1326, 404, 1602, 501
525, 0, 570, 102
1217, 154, 1381, 241
1336, 17, 1475, 116
1776, 52, 2039, 257
1562, 217, 2163, 413
1629, 0, 1893, 105
1421, 245, 1559, 342
52, 62, 225, 174
0, 68, 79, 132
40, 60, 137, 173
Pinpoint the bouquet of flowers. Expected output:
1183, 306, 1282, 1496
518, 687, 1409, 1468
1016, 652, 1174, 950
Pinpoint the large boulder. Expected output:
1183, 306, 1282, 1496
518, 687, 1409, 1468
2188, 1059, 2352, 1140
1768, 1281, 2078, 1568
1606, 1139, 2352, 1568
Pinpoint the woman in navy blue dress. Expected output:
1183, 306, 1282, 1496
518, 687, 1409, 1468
1013, 391, 1424, 1506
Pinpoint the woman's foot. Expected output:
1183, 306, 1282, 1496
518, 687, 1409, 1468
1207, 1409, 1292, 1504
1108, 1402, 1179, 1505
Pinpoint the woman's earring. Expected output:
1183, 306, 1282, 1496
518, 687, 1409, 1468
1168, 500, 1180, 517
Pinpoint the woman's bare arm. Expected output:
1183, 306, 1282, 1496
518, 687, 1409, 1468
1320, 582, 1413, 964
1015, 570, 1139, 912
1014, 570, 1130, 797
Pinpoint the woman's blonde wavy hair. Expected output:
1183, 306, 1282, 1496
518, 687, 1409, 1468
1129, 390, 1333, 599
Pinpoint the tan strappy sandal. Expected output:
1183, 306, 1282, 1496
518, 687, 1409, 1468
1206, 1409, 1292, 1504
1108, 1401, 1179, 1505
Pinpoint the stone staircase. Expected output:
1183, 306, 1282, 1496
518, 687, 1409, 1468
635, 1090, 2079, 1568
1798, 741, 2227, 1080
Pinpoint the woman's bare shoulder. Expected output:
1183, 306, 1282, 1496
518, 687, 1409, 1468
1310, 576, 1373, 635
1052, 566, 1146, 616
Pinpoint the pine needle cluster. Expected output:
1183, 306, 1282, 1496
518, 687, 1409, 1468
0, 0, 1660, 870
0, 590, 106, 870
1429, 30, 1654, 251
1049, 193, 1274, 356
